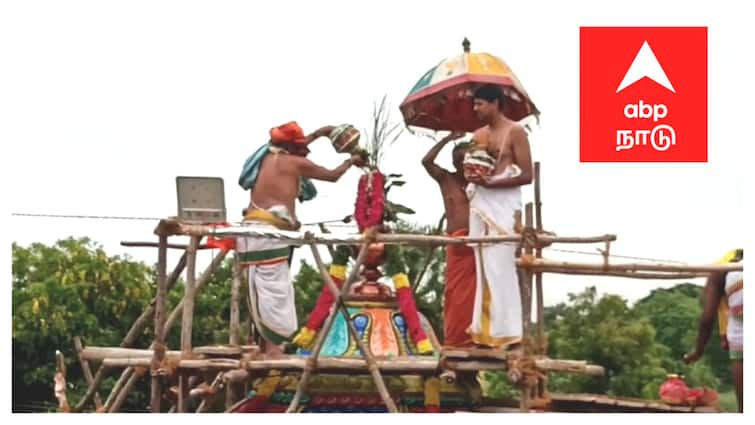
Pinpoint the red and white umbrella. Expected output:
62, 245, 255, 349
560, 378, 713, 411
400, 38, 540, 132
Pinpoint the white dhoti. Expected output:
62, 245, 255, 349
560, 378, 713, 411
725, 269, 743, 360
236, 210, 298, 344
466, 165, 523, 348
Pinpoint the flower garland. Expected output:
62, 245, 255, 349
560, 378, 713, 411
354, 170, 385, 232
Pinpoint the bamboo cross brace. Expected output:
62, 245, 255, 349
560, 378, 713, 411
73, 337, 102, 410
285, 241, 371, 413
308, 243, 398, 412
103, 367, 133, 411
76, 250, 188, 412
109, 369, 143, 412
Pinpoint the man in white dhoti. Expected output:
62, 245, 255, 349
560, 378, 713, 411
464, 84, 534, 350
237, 121, 365, 357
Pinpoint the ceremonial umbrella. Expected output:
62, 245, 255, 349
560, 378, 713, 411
400, 38, 540, 132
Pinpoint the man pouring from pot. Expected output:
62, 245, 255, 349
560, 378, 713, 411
237, 121, 366, 358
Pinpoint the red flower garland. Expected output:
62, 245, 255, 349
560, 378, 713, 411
354, 170, 385, 232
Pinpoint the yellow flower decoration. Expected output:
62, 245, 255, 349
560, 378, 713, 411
329, 264, 347, 281
416, 338, 433, 354
393, 273, 410, 290
292, 327, 316, 349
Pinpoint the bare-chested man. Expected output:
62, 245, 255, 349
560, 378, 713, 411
422, 131, 477, 348
465, 84, 533, 350
237, 121, 365, 357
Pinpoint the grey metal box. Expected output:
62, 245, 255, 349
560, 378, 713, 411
176, 176, 227, 223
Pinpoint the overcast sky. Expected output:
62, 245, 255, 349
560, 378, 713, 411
2, 0, 750, 314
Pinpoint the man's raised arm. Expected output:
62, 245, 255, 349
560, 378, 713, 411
422, 132, 464, 181
303, 125, 336, 145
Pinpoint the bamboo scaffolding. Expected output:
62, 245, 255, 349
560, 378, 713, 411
307, 243, 398, 412
102, 247, 226, 410
75, 250, 188, 412
285, 242, 371, 413
105, 246, 224, 409
73, 337, 102, 410
67, 154, 740, 414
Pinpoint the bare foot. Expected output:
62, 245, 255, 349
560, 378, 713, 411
262, 341, 286, 359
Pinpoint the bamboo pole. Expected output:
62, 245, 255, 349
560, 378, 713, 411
226, 254, 244, 409
124, 251, 188, 345
121, 241, 213, 250
72, 362, 108, 412
178, 236, 200, 412
533, 162, 545, 356
526, 259, 741, 274
150, 235, 169, 413
103, 358, 153, 368
285, 242, 371, 413
82, 347, 181, 361
528, 267, 707, 280
73, 337, 102, 410
54, 350, 70, 412
520, 203, 535, 411
104, 355, 604, 376
308, 243, 398, 412
103, 368, 132, 411
109, 369, 144, 412
156, 218, 616, 246
522, 203, 534, 342
230, 254, 242, 346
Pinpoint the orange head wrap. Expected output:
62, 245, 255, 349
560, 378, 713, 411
270, 121, 307, 145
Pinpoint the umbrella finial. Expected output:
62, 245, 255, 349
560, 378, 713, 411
462, 37, 471, 53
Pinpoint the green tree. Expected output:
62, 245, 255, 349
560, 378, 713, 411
545, 287, 670, 398
12, 238, 154, 412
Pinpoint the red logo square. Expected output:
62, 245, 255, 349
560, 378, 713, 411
580, 27, 708, 162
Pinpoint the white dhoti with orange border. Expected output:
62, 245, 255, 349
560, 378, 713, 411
466, 165, 523, 348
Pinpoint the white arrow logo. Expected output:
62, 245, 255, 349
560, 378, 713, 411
616, 41, 675, 93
